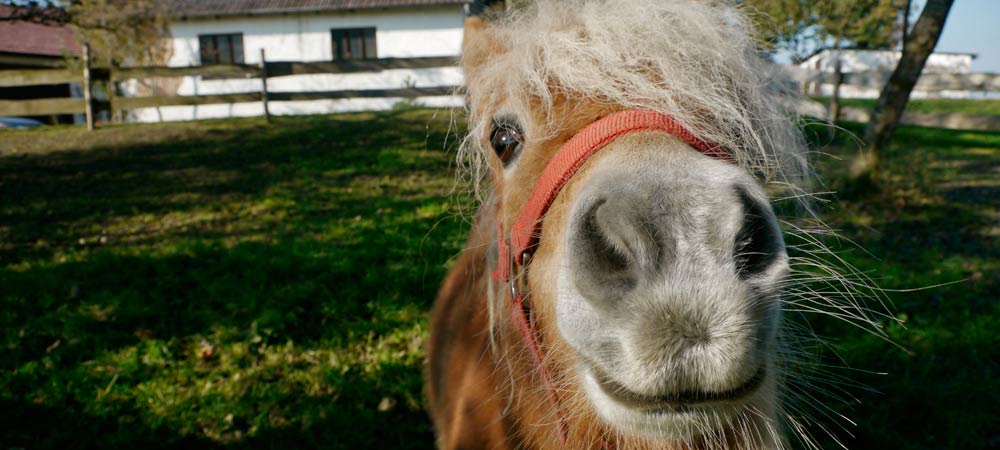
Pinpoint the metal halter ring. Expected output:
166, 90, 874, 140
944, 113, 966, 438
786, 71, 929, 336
507, 245, 530, 300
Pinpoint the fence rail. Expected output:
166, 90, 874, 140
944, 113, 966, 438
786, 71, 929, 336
1, 57, 997, 131
114, 64, 259, 80
0, 55, 461, 123
788, 66, 1000, 132
267, 86, 458, 102
0, 68, 79, 88
0, 97, 86, 116
113, 93, 262, 110
789, 67, 1000, 92
795, 99, 1000, 132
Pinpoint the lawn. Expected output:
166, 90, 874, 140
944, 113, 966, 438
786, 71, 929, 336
0, 108, 468, 449
810, 96, 1000, 116
799, 120, 999, 449
1, 107, 997, 449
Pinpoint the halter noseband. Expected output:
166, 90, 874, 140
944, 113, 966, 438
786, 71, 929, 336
490, 109, 728, 444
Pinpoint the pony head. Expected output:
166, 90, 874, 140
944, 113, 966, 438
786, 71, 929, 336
450, 1, 881, 447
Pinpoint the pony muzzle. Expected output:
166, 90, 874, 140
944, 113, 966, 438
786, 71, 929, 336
554, 133, 786, 437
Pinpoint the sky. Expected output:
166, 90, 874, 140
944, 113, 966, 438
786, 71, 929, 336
926, 0, 1000, 72
771, 0, 1000, 72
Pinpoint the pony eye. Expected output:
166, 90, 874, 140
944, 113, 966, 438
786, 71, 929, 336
489, 122, 523, 164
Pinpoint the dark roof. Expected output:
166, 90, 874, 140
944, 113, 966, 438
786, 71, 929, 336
0, 6, 78, 57
168, 0, 466, 18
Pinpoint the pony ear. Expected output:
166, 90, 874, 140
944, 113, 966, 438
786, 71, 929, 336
462, 1, 505, 72
463, 15, 490, 57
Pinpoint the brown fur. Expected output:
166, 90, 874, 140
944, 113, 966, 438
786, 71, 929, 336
425, 209, 514, 450
431, 18, 655, 450
425, 89, 642, 450
428, 11, 783, 450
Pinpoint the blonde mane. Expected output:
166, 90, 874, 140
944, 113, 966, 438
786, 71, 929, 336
460, 0, 810, 203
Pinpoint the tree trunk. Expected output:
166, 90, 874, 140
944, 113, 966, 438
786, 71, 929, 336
852, 0, 954, 183
901, 0, 913, 48
829, 58, 843, 137
827, 2, 856, 141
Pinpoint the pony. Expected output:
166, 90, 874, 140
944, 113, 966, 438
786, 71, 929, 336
427, 1, 888, 448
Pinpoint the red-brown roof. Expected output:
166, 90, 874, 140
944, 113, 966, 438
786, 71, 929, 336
0, 6, 78, 57
169, 0, 466, 18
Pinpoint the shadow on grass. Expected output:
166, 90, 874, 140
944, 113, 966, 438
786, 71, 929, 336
1, 399, 216, 449
0, 108, 466, 449
794, 123, 1000, 450
3, 110, 998, 449
0, 108, 458, 263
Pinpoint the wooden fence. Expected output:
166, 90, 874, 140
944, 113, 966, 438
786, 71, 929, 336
787, 66, 1000, 132
1, 57, 997, 131
794, 98, 1000, 132
788, 66, 1000, 93
0, 50, 459, 129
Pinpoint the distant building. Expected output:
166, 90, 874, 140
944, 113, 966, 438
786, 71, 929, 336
0, 5, 82, 124
131, 0, 467, 122
798, 48, 978, 99
0, 5, 78, 68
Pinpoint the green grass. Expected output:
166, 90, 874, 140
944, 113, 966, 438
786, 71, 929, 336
799, 121, 999, 449
810, 96, 1000, 115
1, 107, 997, 449
1, 108, 468, 449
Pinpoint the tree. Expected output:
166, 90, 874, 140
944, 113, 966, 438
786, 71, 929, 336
0, 0, 171, 67
68, 0, 171, 67
741, 0, 816, 59
899, 0, 913, 46
742, 0, 907, 138
742, 0, 904, 62
821, 0, 900, 125
851, 0, 955, 183
0, 1, 67, 25
818, 0, 900, 51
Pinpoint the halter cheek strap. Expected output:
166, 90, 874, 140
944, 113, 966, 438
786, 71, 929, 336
490, 109, 727, 445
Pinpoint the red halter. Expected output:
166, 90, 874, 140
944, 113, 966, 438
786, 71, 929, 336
490, 109, 727, 445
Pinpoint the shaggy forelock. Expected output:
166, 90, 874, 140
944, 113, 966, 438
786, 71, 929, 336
461, 0, 809, 200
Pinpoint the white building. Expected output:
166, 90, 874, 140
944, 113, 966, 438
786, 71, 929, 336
130, 0, 467, 122
797, 48, 977, 99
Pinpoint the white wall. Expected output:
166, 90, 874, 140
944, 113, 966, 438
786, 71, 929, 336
802, 50, 974, 74
798, 50, 977, 99
131, 6, 465, 122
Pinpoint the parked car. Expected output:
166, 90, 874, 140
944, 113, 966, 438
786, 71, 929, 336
0, 117, 44, 129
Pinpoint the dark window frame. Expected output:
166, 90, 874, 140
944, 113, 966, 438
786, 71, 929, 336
198, 33, 245, 65
331, 28, 377, 61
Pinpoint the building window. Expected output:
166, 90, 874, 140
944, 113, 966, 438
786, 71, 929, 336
331, 28, 376, 61
199, 33, 245, 65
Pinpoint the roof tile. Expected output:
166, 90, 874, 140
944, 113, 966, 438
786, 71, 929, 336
168, 0, 466, 18
0, 6, 78, 57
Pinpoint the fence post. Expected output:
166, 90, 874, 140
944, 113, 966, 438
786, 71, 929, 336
83, 44, 94, 131
107, 64, 120, 124
828, 57, 843, 140
260, 48, 271, 124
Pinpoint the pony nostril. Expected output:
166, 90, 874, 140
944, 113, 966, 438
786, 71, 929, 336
584, 200, 632, 273
590, 198, 661, 270
570, 197, 659, 305
734, 190, 782, 279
